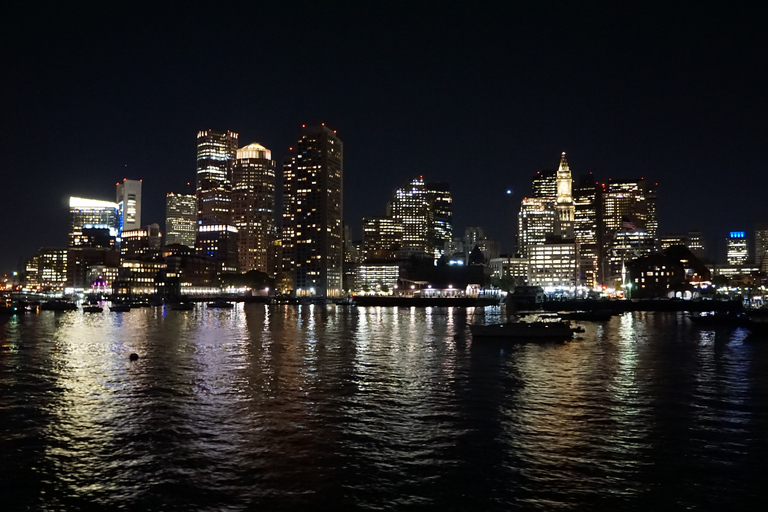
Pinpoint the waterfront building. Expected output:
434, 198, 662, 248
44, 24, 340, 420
23, 248, 68, 293
463, 227, 500, 265
120, 224, 162, 258
116, 179, 142, 238
281, 125, 343, 298
362, 216, 403, 261
355, 264, 400, 294
165, 193, 196, 247
118, 259, 167, 295
232, 142, 276, 273
427, 182, 453, 260
488, 255, 529, 287
195, 129, 239, 273
527, 242, 579, 291
67, 248, 120, 292
69, 197, 119, 248
726, 231, 748, 266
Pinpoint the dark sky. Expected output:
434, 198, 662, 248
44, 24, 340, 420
2, 2, 766, 273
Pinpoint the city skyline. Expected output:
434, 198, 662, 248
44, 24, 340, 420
3, 3, 766, 273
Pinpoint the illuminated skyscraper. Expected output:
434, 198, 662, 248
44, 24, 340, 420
517, 197, 555, 257
195, 130, 239, 272
362, 216, 403, 261
755, 224, 768, 272
387, 177, 452, 261
282, 125, 343, 297
232, 142, 275, 273
165, 192, 196, 247
554, 153, 575, 240
726, 231, 748, 266
600, 178, 658, 284
116, 179, 142, 237
69, 197, 119, 247
574, 174, 600, 288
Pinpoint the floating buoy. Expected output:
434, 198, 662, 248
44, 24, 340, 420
129, 353, 139, 361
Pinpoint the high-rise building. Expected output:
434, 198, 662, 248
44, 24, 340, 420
532, 170, 556, 197
120, 224, 162, 258
427, 182, 452, 260
69, 197, 119, 248
388, 177, 431, 257
600, 178, 658, 284
726, 231, 748, 266
517, 197, 555, 257
282, 125, 343, 297
165, 193, 196, 247
554, 153, 575, 240
687, 230, 708, 262
574, 173, 600, 289
755, 223, 768, 272
232, 142, 276, 274
116, 179, 142, 238
387, 177, 452, 261
195, 129, 239, 273
362, 216, 403, 261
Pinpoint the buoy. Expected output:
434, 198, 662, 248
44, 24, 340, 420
129, 353, 139, 361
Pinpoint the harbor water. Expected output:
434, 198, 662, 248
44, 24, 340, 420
2, 305, 767, 511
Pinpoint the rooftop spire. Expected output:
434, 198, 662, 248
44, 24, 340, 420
558, 152, 570, 174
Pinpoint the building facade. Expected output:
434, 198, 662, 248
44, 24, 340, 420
165, 193, 197, 247
195, 129, 239, 273
281, 125, 343, 297
69, 197, 119, 248
116, 179, 142, 238
232, 142, 275, 274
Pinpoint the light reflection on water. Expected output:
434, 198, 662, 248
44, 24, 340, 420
1, 307, 768, 510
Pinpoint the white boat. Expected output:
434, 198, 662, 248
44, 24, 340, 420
207, 299, 235, 309
469, 320, 575, 340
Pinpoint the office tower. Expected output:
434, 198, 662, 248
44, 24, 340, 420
755, 224, 768, 272
362, 216, 403, 261
600, 178, 658, 284
232, 142, 276, 273
517, 197, 555, 257
195, 129, 239, 273
726, 231, 748, 266
120, 224, 162, 258
532, 170, 556, 197
282, 125, 343, 297
388, 177, 431, 257
528, 243, 579, 289
464, 227, 500, 264
69, 197, 119, 247
660, 234, 687, 250
687, 230, 708, 262
427, 182, 452, 260
116, 179, 142, 237
574, 174, 600, 289
387, 177, 452, 261
165, 193, 197, 247
554, 153, 575, 240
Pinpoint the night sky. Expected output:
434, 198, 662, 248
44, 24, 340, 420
2, 3, 766, 274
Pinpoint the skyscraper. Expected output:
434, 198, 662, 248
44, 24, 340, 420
232, 142, 275, 274
554, 153, 575, 240
282, 125, 343, 297
116, 179, 142, 237
195, 130, 239, 273
387, 177, 452, 261
69, 197, 119, 247
726, 231, 748, 266
165, 192, 196, 247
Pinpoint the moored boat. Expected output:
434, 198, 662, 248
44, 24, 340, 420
470, 319, 576, 340
81, 304, 103, 313
109, 302, 131, 312
40, 299, 78, 311
207, 299, 235, 309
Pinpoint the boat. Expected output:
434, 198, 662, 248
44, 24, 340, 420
207, 299, 235, 309
469, 319, 576, 340
81, 304, 103, 313
169, 301, 195, 311
689, 311, 747, 327
109, 302, 132, 312
40, 299, 78, 311
744, 309, 768, 335
559, 310, 613, 321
